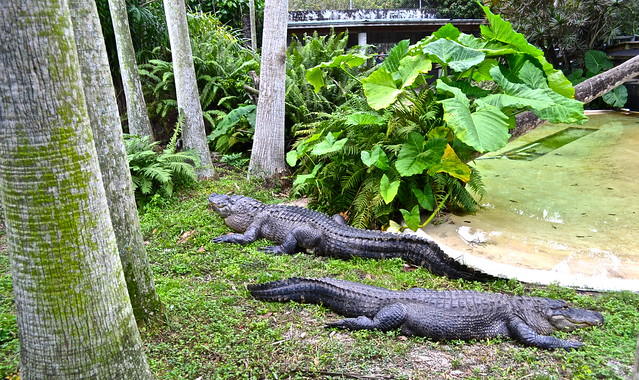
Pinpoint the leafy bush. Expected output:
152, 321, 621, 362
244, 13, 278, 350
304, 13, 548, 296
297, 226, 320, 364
124, 134, 199, 202
288, 5, 586, 229
207, 30, 370, 156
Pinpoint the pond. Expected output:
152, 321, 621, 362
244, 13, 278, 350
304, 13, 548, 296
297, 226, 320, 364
422, 111, 639, 291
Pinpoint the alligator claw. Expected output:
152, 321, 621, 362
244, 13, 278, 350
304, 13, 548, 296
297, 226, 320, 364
212, 234, 245, 244
562, 341, 584, 350
325, 320, 348, 329
258, 246, 286, 255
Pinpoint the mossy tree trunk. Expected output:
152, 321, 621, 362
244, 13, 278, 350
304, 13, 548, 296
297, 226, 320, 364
0, 1, 153, 378
248, 0, 289, 179
69, 0, 163, 326
163, 0, 214, 178
107, 0, 154, 138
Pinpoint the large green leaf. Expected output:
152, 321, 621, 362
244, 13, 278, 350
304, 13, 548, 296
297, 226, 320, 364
382, 39, 410, 73
395, 133, 447, 176
478, 5, 574, 98
412, 186, 434, 211
518, 61, 548, 89
422, 39, 485, 72
362, 67, 403, 110
345, 112, 387, 126
585, 50, 613, 74
437, 80, 510, 153
602, 85, 628, 108
306, 53, 369, 92
433, 23, 461, 40
479, 5, 539, 56
361, 145, 390, 170
380, 174, 401, 204
485, 66, 586, 124
400, 205, 421, 231
397, 54, 432, 88
311, 132, 348, 155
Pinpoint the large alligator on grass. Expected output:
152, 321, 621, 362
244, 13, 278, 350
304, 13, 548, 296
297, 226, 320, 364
248, 277, 604, 349
208, 193, 494, 281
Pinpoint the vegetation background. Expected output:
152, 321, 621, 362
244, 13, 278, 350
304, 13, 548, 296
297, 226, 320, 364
1, 0, 638, 378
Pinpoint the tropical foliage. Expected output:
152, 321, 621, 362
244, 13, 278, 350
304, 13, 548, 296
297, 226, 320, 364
139, 12, 259, 140
489, 0, 639, 70
124, 134, 199, 202
288, 5, 586, 229
206, 30, 370, 155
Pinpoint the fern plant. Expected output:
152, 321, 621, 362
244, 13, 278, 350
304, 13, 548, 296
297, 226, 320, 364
124, 134, 199, 202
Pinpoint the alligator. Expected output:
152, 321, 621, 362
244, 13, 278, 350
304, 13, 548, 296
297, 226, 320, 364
208, 193, 494, 281
248, 277, 604, 349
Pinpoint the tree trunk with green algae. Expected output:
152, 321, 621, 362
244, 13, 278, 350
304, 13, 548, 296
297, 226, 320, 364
69, 0, 163, 326
0, 1, 153, 379
107, 0, 154, 139
163, 0, 215, 179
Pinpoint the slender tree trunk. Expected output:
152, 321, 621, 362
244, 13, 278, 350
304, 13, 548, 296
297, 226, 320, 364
108, 0, 154, 138
69, 0, 163, 326
510, 55, 639, 140
249, 0, 257, 51
163, 0, 214, 178
248, 0, 289, 179
0, 1, 153, 378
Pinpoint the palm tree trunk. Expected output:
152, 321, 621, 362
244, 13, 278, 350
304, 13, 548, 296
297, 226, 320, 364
0, 1, 153, 378
248, 0, 289, 179
163, 0, 214, 178
108, 0, 154, 138
69, 0, 163, 326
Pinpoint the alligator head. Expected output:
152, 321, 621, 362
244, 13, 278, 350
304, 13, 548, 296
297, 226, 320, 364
208, 193, 266, 231
545, 299, 604, 331
519, 297, 604, 334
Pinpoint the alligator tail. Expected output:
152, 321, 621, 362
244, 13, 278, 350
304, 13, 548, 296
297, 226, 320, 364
248, 277, 383, 317
406, 239, 497, 282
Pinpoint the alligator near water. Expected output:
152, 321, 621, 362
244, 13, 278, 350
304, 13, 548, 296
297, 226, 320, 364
208, 193, 494, 281
248, 277, 604, 349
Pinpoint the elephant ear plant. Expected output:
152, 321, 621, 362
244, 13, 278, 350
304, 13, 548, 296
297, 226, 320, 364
288, 5, 586, 230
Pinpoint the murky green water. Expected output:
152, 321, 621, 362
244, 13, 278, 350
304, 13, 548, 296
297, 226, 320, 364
422, 111, 639, 291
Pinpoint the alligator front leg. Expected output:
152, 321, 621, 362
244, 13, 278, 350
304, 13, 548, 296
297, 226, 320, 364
326, 303, 408, 332
259, 226, 323, 255
212, 215, 267, 245
508, 318, 583, 349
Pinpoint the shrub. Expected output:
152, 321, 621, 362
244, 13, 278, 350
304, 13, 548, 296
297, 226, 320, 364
288, 5, 586, 229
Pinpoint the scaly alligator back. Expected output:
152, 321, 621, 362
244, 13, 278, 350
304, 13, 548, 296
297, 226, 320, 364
248, 277, 605, 349
209, 193, 494, 281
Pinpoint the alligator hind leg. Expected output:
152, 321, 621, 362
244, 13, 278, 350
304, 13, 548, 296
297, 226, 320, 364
326, 303, 408, 332
259, 226, 322, 255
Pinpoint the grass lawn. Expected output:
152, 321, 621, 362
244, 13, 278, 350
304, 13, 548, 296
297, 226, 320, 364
1, 170, 638, 379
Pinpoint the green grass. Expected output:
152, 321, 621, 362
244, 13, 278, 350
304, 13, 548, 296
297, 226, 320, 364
0, 170, 638, 378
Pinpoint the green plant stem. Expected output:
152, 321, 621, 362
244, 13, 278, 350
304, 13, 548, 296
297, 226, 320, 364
399, 192, 450, 232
